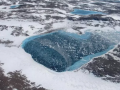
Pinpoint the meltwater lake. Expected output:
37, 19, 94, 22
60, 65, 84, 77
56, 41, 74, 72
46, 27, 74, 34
71, 9, 105, 15
22, 31, 114, 72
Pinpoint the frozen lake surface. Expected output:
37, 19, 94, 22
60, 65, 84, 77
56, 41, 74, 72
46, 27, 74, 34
22, 31, 114, 72
71, 9, 105, 15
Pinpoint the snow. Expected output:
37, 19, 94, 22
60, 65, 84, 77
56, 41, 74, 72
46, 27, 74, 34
52, 19, 68, 29
66, 28, 79, 33
0, 0, 120, 89
54, 8, 67, 14
0, 6, 11, 12
106, 15, 120, 20
0, 46, 120, 90
0, 19, 45, 46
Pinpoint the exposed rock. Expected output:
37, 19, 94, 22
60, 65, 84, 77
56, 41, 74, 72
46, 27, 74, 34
0, 62, 46, 90
82, 44, 120, 83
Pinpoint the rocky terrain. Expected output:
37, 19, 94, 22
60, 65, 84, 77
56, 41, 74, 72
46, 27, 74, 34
0, 62, 46, 90
82, 44, 120, 83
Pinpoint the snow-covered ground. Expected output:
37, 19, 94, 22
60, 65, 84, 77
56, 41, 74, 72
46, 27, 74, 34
0, 46, 120, 90
0, 0, 120, 90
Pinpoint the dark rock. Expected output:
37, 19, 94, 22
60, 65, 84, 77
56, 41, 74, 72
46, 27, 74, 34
83, 44, 120, 83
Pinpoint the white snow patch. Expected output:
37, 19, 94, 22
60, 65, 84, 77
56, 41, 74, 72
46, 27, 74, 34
0, 46, 120, 90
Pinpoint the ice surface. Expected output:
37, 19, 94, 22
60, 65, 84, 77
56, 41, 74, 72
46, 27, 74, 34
71, 9, 105, 15
22, 31, 113, 72
10, 5, 20, 9
66, 45, 114, 71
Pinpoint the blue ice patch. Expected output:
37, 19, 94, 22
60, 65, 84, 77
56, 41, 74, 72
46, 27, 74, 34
22, 31, 114, 72
71, 9, 105, 15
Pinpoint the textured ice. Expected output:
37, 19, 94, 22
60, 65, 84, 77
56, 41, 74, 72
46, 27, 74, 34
66, 45, 114, 71
22, 31, 113, 72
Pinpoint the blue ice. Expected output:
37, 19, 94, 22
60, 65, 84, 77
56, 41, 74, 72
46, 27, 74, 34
66, 45, 114, 71
22, 31, 114, 72
71, 9, 105, 15
10, 5, 20, 9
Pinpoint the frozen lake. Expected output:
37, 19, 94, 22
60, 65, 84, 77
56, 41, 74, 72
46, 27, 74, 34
22, 31, 114, 72
71, 9, 105, 15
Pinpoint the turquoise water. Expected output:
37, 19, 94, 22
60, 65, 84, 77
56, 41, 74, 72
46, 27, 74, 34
10, 5, 20, 9
22, 31, 114, 72
66, 45, 114, 71
71, 9, 105, 15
